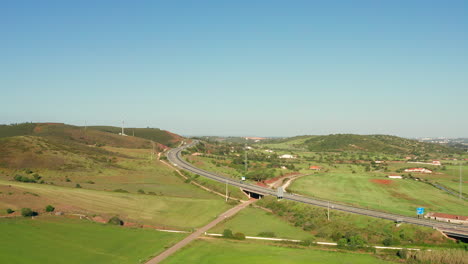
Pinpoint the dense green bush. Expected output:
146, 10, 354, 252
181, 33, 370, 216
222, 229, 233, 238
300, 239, 315, 246
233, 232, 246, 240
45, 205, 55, 212
21, 208, 38, 217
137, 189, 145, 194
108, 216, 124, 226
13, 175, 36, 183
6, 208, 14, 214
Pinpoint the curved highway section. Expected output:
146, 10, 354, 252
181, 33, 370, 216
167, 141, 468, 239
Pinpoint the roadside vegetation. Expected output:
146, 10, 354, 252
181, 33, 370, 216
161, 239, 393, 264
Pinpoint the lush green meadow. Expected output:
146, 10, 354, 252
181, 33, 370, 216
0, 216, 185, 264
289, 171, 468, 216
209, 206, 314, 240
0, 180, 231, 229
162, 239, 392, 264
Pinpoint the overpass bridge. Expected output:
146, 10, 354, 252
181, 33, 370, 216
167, 141, 468, 241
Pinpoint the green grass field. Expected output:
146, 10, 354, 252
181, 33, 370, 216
289, 171, 468, 216
162, 239, 392, 264
209, 206, 314, 240
0, 180, 231, 229
0, 216, 185, 264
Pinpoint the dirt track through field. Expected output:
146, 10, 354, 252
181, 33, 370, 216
146, 198, 256, 264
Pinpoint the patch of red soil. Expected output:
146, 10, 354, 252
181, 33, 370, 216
370, 179, 393, 185
123, 222, 140, 227
256, 182, 268, 187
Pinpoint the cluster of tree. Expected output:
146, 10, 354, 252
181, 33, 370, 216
222, 229, 245, 240
257, 197, 445, 246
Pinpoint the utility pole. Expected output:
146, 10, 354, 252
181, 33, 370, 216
244, 143, 248, 175
327, 201, 330, 221
225, 178, 228, 202
151, 141, 155, 161
460, 163, 463, 200
121, 120, 125, 135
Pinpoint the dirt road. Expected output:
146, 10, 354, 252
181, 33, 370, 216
146, 198, 256, 264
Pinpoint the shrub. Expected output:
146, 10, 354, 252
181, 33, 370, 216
45, 205, 55, 212
257, 231, 276, 237
108, 216, 124, 226
75, 184, 82, 188
21, 208, 38, 217
337, 238, 348, 248
300, 239, 315, 246
65, 178, 71, 182
14, 175, 36, 183
86, 180, 95, 184
397, 249, 408, 259
223, 229, 233, 238
113, 189, 128, 193
138, 189, 145, 194
233, 232, 246, 240
6, 208, 14, 214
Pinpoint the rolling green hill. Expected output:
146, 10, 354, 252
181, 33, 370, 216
0, 123, 182, 148
262, 134, 458, 155
89, 126, 182, 147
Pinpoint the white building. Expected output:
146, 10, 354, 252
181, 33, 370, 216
279, 154, 295, 159
387, 175, 403, 179
404, 168, 432, 174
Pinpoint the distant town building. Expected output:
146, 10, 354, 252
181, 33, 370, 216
404, 168, 433, 174
279, 154, 295, 159
245, 137, 266, 142
432, 160, 441, 166
191, 152, 202, 156
264, 149, 274, 153
424, 212, 468, 224
309, 166, 322, 171
387, 175, 403, 179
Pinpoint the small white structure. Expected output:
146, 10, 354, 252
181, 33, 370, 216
279, 154, 295, 159
404, 168, 432, 174
265, 149, 274, 153
387, 175, 403, 179
432, 160, 441, 166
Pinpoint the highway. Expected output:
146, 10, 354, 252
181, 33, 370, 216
167, 141, 468, 239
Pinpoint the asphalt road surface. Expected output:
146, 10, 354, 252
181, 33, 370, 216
167, 141, 468, 239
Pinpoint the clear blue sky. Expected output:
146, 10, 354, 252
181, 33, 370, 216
1, 1, 467, 137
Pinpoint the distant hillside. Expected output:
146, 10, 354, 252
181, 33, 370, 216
89, 126, 182, 147
302, 134, 458, 154
0, 123, 184, 169
0, 123, 182, 148
262, 134, 458, 155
